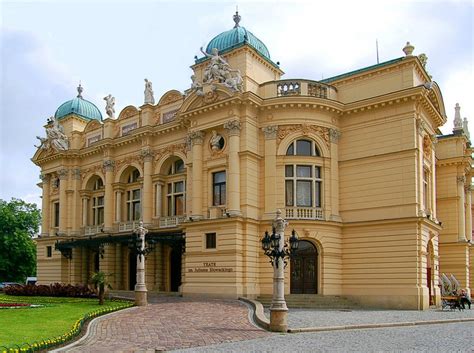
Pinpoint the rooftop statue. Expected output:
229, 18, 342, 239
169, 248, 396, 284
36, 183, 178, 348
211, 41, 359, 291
104, 94, 116, 119
144, 78, 155, 105
190, 75, 204, 96
199, 47, 243, 92
35, 115, 69, 152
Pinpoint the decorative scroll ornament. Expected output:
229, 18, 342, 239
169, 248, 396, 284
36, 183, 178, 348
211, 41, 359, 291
103, 159, 115, 172
223, 119, 241, 136
262, 125, 278, 139
457, 176, 466, 183
188, 131, 205, 145
35, 116, 69, 152
422, 135, 432, 158
71, 168, 81, 180
329, 129, 341, 143
40, 173, 51, 182
416, 119, 426, 135
57, 168, 69, 180
277, 124, 330, 147
139, 148, 155, 162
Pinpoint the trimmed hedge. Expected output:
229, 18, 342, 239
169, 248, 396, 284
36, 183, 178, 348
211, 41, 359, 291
4, 283, 96, 298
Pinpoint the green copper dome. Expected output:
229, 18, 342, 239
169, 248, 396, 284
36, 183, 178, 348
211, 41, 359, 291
205, 12, 271, 60
55, 85, 102, 121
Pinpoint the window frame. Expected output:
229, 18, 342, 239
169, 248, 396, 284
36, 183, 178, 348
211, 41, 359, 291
205, 232, 217, 249
286, 139, 321, 157
212, 171, 226, 206
285, 164, 323, 208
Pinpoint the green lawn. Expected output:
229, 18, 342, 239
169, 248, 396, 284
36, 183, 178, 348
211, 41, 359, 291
0, 294, 132, 350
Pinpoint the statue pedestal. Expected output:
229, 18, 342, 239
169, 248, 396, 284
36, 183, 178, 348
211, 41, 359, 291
135, 286, 147, 306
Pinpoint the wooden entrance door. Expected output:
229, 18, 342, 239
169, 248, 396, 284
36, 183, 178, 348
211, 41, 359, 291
170, 247, 182, 292
291, 240, 318, 294
129, 252, 137, 290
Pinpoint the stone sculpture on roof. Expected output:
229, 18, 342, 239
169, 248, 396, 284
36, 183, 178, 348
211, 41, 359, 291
144, 78, 155, 105
104, 94, 116, 119
35, 115, 69, 152
199, 47, 243, 92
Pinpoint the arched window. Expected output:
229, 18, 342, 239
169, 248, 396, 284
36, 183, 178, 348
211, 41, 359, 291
165, 158, 186, 217
286, 139, 320, 156
125, 168, 141, 221
86, 176, 104, 226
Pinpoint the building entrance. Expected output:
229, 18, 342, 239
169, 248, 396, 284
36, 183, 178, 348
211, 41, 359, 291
291, 240, 318, 294
170, 247, 182, 292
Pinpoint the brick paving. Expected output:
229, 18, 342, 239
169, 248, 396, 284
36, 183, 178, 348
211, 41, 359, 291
58, 297, 270, 352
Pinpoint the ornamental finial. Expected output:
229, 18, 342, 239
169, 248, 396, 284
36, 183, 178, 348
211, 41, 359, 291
233, 8, 241, 28
77, 82, 83, 98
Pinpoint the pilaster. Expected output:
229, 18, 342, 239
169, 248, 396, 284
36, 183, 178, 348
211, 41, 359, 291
40, 173, 51, 237
224, 119, 242, 216
103, 160, 115, 232
189, 131, 204, 220
262, 125, 278, 219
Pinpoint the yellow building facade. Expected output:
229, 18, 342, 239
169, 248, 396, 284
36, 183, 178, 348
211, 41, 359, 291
32, 15, 472, 309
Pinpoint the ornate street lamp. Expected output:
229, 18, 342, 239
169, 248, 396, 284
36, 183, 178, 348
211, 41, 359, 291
261, 210, 299, 332
129, 221, 150, 306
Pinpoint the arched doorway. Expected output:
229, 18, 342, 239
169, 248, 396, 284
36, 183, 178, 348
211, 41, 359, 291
427, 241, 434, 305
170, 247, 182, 292
291, 240, 318, 294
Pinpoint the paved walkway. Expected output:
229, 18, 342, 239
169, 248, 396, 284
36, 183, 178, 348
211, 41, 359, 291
56, 296, 474, 352
56, 297, 269, 352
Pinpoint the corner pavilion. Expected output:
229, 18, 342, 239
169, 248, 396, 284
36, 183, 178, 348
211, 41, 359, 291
32, 13, 473, 309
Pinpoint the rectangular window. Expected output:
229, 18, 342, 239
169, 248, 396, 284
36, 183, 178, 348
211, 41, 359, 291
47, 246, 52, 258
285, 180, 294, 206
53, 202, 60, 227
296, 180, 312, 206
206, 233, 216, 249
213, 171, 226, 206
423, 169, 429, 211
127, 189, 141, 221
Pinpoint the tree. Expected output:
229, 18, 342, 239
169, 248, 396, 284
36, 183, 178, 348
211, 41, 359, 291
0, 198, 40, 282
90, 271, 112, 305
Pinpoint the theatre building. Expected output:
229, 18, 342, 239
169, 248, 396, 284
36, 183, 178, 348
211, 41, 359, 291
32, 13, 472, 309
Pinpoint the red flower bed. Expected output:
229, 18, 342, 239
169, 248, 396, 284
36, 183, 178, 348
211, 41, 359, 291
0, 303, 30, 307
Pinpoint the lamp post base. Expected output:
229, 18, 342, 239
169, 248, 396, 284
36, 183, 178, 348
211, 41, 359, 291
269, 308, 288, 332
135, 289, 147, 306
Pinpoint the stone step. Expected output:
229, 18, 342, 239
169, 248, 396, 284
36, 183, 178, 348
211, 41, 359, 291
257, 294, 358, 309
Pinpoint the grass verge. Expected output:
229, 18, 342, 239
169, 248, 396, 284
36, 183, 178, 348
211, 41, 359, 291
0, 294, 133, 352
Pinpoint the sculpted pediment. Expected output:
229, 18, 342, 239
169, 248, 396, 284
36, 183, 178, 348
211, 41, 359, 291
158, 90, 184, 106
181, 86, 234, 113
84, 119, 102, 133
118, 105, 139, 121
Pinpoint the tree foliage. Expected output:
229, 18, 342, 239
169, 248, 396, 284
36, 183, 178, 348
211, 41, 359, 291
0, 198, 41, 282
90, 271, 112, 305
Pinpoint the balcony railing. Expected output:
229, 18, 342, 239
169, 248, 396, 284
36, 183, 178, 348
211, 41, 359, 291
157, 216, 186, 228
84, 225, 103, 236
260, 79, 337, 100
285, 207, 324, 220
118, 221, 140, 232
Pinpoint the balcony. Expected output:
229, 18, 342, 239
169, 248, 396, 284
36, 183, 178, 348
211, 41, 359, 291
285, 207, 324, 220
118, 221, 140, 232
84, 225, 103, 236
156, 216, 186, 228
259, 79, 337, 100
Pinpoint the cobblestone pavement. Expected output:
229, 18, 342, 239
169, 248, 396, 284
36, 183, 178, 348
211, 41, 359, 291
58, 297, 270, 352
173, 321, 474, 352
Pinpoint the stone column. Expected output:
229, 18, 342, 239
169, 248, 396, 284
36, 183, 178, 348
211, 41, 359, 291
189, 131, 204, 219
71, 169, 81, 235
466, 185, 472, 241
103, 160, 115, 232
155, 182, 163, 218
224, 120, 242, 216
82, 197, 89, 227
141, 148, 154, 225
430, 137, 438, 219
58, 168, 69, 236
115, 190, 123, 222
262, 126, 278, 219
457, 176, 466, 241
329, 129, 341, 221
40, 174, 51, 237
270, 210, 288, 332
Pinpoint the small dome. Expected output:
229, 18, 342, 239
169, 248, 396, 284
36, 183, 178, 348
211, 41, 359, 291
205, 12, 270, 60
55, 84, 102, 121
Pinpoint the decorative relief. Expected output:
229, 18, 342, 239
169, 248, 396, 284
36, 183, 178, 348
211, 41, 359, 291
422, 135, 432, 158
51, 176, 60, 194
40, 173, 51, 183
103, 160, 116, 173
188, 131, 205, 146
155, 143, 187, 161
203, 91, 219, 104
209, 131, 224, 151
57, 168, 69, 180
122, 122, 138, 136
223, 119, 241, 136
71, 168, 81, 180
416, 119, 425, 135
262, 125, 278, 140
457, 176, 466, 183
329, 129, 341, 143
80, 164, 103, 182
160, 92, 183, 106
139, 148, 155, 162
277, 124, 330, 147
115, 156, 138, 173
162, 109, 178, 124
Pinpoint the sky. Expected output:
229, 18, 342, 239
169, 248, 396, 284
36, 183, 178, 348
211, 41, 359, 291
0, 0, 473, 208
